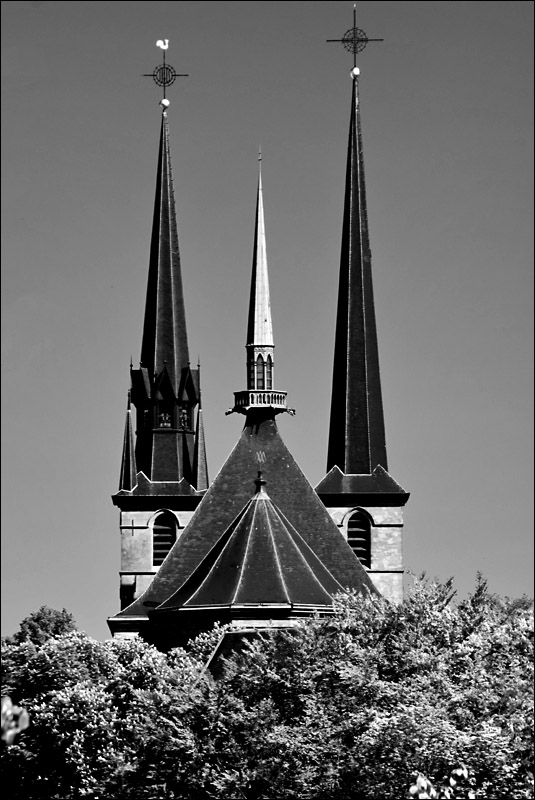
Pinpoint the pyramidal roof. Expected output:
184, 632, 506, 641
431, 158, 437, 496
111, 414, 378, 630
326, 70, 388, 475
140, 111, 189, 395
154, 474, 344, 615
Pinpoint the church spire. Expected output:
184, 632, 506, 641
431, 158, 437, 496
126, 56, 204, 488
230, 155, 289, 417
140, 109, 189, 395
326, 68, 388, 474
246, 151, 274, 355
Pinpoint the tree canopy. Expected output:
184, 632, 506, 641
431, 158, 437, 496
1, 576, 533, 799
4, 606, 77, 647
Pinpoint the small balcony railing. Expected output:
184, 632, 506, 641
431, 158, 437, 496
232, 389, 288, 412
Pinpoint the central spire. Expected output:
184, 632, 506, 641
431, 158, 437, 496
246, 151, 274, 354
229, 157, 289, 417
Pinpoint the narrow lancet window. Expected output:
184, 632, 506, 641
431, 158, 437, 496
256, 355, 265, 390
266, 355, 273, 390
248, 359, 256, 390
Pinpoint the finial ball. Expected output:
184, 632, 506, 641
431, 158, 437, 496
160, 98, 170, 108
350, 67, 360, 79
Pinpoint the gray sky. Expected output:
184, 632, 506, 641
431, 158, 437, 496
2, 1, 533, 640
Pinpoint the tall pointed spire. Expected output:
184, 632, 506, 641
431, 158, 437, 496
318, 25, 408, 605
326, 69, 387, 474
230, 156, 289, 417
128, 106, 202, 486
246, 151, 274, 352
118, 392, 137, 491
140, 110, 189, 396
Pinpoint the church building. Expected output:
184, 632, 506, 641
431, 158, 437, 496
108, 20, 409, 646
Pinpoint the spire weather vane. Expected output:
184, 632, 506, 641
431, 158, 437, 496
143, 39, 188, 106
326, 4, 383, 68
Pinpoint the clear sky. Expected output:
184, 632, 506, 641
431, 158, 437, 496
1, 1, 533, 640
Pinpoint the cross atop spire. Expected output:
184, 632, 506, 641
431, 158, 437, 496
325, 15, 387, 475
143, 39, 189, 107
326, 4, 384, 68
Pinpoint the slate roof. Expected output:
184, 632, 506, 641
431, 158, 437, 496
154, 475, 345, 615
315, 465, 409, 506
111, 414, 378, 627
327, 72, 388, 475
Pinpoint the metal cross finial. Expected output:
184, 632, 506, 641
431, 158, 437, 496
142, 40, 189, 107
326, 5, 384, 68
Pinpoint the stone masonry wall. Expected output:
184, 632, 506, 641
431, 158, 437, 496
326, 505, 404, 603
119, 508, 196, 606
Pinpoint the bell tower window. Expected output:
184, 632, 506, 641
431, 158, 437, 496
266, 355, 273, 390
152, 512, 177, 567
256, 355, 265, 390
347, 511, 371, 568
248, 359, 256, 390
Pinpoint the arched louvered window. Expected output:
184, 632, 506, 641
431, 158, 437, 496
152, 512, 177, 567
347, 511, 371, 568
266, 355, 273, 390
256, 355, 265, 390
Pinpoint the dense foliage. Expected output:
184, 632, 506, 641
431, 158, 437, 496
1, 577, 533, 799
3, 606, 77, 646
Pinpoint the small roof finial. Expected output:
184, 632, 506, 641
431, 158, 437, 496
254, 470, 268, 494
326, 4, 384, 70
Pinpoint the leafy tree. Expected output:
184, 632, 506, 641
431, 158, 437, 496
124, 575, 533, 800
1, 632, 207, 799
1, 578, 533, 799
5, 606, 77, 647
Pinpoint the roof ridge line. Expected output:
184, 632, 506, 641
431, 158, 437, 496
264, 498, 292, 604
229, 498, 259, 605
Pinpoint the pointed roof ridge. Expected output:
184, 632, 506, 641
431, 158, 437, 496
140, 112, 190, 395
118, 391, 137, 491
246, 159, 274, 347
326, 70, 388, 476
